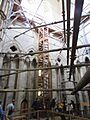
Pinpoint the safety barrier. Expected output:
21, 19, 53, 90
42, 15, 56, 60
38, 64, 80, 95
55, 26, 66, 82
29, 110, 90, 120
6, 109, 90, 120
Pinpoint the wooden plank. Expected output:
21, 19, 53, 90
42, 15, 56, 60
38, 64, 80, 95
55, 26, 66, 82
13, 115, 26, 120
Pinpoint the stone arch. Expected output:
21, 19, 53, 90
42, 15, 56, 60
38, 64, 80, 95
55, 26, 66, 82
13, 54, 19, 62
60, 64, 64, 74
32, 58, 37, 68
1, 41, 24, 53
27, 48, 36, 56
85, 56, 90, 62
20, 98, 28, 114
24, 56, 30, 65
85, 56, 90, 70
3, 54, 10, 62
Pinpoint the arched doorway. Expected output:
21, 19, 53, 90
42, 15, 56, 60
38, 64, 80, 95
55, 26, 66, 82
20, 99, 28, 115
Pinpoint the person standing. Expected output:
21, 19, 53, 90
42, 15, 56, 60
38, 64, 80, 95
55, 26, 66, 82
7, 99, 15, 120
69, 100, 75, 115
0, 101, 4, 120
50, 98, 56, 110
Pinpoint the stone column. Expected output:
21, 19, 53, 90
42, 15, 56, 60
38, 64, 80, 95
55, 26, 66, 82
26, 57, 31, 119
16, 58, 26, 110
0, 55, 4, 69
7, 57, 16, 103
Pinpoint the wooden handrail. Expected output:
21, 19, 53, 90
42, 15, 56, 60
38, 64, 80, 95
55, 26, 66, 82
13, 109, 90, 120
13, 115, 26, 120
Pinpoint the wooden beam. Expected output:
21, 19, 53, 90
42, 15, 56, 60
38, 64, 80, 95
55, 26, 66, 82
0, 63, 90, 78
0, 44, 90, 56
0, 87, 90, 92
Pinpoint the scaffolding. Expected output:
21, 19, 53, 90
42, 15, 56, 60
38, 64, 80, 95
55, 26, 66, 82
37, 27, 51, 99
